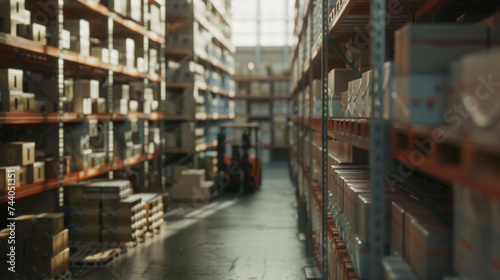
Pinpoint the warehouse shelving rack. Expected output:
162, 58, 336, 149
233, 75, 292, 160
289, 0, 500, 279
0, 0, 166, 208
163, 0, 235, 179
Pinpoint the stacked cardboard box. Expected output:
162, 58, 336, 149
64, 19, 90, 57
0, 68, 44, 113
65, 179, 151, 243
393, 24, 489, 124
128, 193, 164, 232
171, 169, 213, 201
0, 142, 45, 190
0, 213, 69, 279
101, 195, 147, 242
114, 120, 142, 160
0, 0, 47, 44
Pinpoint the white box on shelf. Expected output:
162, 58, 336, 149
0, 90, 24, 112
73, 97, 92, 114
0, 68, 23, 91
91, 47, 110, 63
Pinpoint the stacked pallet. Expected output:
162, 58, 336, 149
0, 213, 69, 279
129, 193, 164, 232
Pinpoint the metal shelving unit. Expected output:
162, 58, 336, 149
288, 0, 500, 279
0, 0, 166, 205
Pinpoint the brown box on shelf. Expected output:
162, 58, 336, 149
90, 47, 109, 63
74, 79, 99, 99
64, 19, 90, 56
0, 166, 19, 191
18, 165, 27, 185
73, 97, 92, 114
0, 142, 35, 166
0, 90, 24, 112
90, 152, 106, 167
395, 24, 488, 75
26, 161, 45, 184
22, 92, 35, 112
91, 97, 106, 113
35, 213, 64, 235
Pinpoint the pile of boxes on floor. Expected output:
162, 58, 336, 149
320, 164, 454, 280
0, 213, 69, 279
169, 154, 217, 201
64, 179, 164, 242
0, 142, 45, 189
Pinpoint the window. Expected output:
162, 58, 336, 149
232, 0, 294, 47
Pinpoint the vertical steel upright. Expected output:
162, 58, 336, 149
143, 4, 150, 191
159, 0, 167, 192
57, 0, 64, 208
370, 0, 386, 278
107, 17, 114, 180
307, 0, 314, 265
321, 0, 329, 277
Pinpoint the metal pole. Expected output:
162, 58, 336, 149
370, 0, 386, 278
321, 0, 329, 277
57, 0, 64, 209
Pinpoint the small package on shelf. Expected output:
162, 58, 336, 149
74, 79, 99, 99
18, 165, 27, 185
90, 152, 106, 167
395, 24, 488, 75
129, 100, 139, 113
0, 142, 35, 166
114, 38, 135, 68
91, 97, 106, 114
26, 161, 45, 184
64, 19, 90, 56
113, 84, 130, 100
0, 166, 20, 190
73, 97, 92, 114
22, 92, 35, 112
110, 49, 119, 65
61, 29, 70, 49
74, 149, 92, 170
128, 0, 143, 24
0, 90, 24, 112
0, 0, 25, 35
0, 68, 23, 91
114, 98, 128, 114
91, 47, 110, 63
393, 74, 448, 125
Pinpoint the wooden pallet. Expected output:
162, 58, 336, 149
69, 240, 137, 254
69, 248, 121, 268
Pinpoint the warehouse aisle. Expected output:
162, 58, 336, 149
72, 162, 309, 280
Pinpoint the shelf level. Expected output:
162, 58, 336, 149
0, 112, 164, 124
0, 152, 162, 203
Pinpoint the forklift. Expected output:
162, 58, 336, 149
216, 123, 262, 193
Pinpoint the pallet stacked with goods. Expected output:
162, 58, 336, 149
233, 74, 291, 162
290, 0, 500, 279
163, 0, 235, 182
0, 0, 167, 277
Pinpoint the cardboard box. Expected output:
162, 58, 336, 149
0, 0, 25, 35
408, 213, 452, 280
395, 24, 488, 75
18, 165, 27, 185
393, 74, 448, 125
91, 47, 109, 63
0, 166, 19, 191
74, 79, 99, 99
90, 152, 106, 167
61, 29, 70, 49
113, 84, 130, 100
129, 100, 139, 112
128, 0, 143, 23
73, 97, 92, 114
22, 92, 35, 112
329, 69, 359, 96
114, 98, 128, 114
92, 97, 106, 113
32, 23, 46, 44
0, 90, 24, 112
114, 38, 135, 68
64, 19, 90, 56
110, 49, 119, 65
0, 142, 35, 166
35, 213, 64, 235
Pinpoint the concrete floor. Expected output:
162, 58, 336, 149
72, 162, 309, 280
